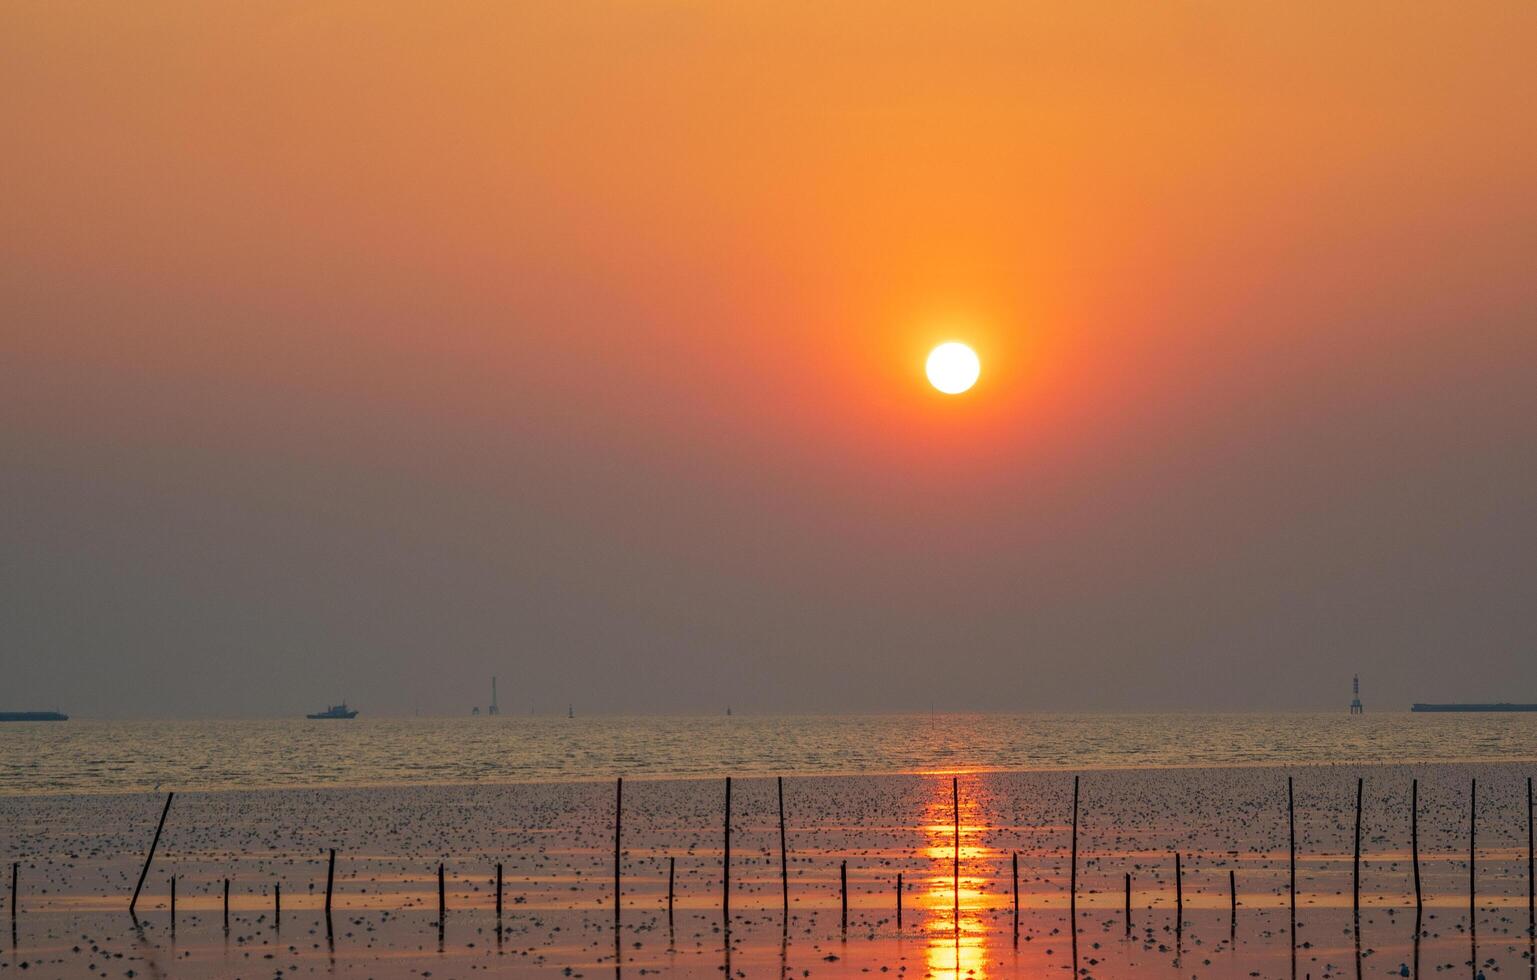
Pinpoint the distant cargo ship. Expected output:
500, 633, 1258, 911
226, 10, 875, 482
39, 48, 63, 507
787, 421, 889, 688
306, 703, 358, 719
1411, 703, 1537, 712
0, 711, 69, 722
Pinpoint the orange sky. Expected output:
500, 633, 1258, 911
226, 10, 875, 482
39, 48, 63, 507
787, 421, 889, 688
3, 2, 1535, 714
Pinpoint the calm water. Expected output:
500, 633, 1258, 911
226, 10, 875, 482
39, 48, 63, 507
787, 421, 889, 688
5, 711, 1537, 795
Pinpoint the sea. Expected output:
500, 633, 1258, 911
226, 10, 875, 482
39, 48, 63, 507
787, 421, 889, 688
4, 711, 1536, 795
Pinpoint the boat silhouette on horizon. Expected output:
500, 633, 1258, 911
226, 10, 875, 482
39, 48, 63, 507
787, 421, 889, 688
306, 703, 358, 719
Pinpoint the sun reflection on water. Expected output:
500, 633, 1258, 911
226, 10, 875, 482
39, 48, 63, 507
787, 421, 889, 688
919, 773, 998, 980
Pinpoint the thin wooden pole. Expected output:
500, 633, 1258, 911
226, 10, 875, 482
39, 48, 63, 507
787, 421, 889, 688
9, 862, 15, 922
274, 882, 280, 924
723, 777, 731, 924
608, 780, 614, 927
778, 776, 789, 919
953, 776, 960, 922
1174, 851, 1183, 939
1288, 777, 1296, 933
129, 792, 174, 914
1229, 868, 1237, 936
840, 860, 847, 932
496, 863, 503, 919
223, 878, 229, 932
1125, 872, 1132, 936
667, 856, 675, 922
1289, 775, 1296, 980
438, 863, 446, 926
1353, 777, 1363, 921
896, 872, 903, 928
1071, 776, 1079, 935
1412, 778, 1421, 929
1012, 851, 1020, 943
169, 875, 176, 928
325, 848, 336, 915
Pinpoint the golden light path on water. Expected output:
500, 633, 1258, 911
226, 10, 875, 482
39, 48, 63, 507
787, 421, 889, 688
920, 772, 1000, 980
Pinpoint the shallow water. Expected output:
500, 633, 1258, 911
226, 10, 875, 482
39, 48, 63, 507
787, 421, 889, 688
5, 712, 1537, 795
3, 762, 1535, 978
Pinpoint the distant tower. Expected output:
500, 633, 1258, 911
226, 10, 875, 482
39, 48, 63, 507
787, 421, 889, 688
568, 703, 574, 719
489, 676, 499, 716
1350, 674, 1364, 714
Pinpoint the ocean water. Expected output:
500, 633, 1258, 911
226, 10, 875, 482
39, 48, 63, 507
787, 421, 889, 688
5, 711, 1537, 795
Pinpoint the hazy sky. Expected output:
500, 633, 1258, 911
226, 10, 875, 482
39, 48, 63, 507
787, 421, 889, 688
3, 1, 1535, 717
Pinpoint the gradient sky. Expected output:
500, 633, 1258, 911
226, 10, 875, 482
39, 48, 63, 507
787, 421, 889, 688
3, 1, 1535, 717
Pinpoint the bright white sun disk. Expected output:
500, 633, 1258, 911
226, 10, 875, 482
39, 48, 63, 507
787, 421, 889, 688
926, 342, 980, 394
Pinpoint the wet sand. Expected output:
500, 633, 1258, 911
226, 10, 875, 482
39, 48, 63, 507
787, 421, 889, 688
4, 761, 1535, 978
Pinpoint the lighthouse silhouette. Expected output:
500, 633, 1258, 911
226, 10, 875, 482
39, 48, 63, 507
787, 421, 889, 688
1349, 674, 1363, 714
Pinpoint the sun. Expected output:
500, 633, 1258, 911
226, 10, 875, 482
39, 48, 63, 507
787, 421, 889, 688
925, 342, 980, 394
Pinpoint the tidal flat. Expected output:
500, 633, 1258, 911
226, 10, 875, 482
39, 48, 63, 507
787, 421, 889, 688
4, 762, 1535, 978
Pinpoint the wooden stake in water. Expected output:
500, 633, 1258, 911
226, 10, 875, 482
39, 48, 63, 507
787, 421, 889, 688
325, 848, 336, 915
667, 856, 675, 923
1174, 851, 1183, 939
896, 872, 903, 928
495, 863, 503, 920
274, 882, 280, 925
9, 862, 15, 923
169, 875, 176, 930
778, 776, 789, 919
1353, 777, 1363, 921
1412, 778, 1422, 928
1288, 777, 1296, 934
130, 792, 174, 915
1223, 872, 1235, 940
953, 776, 960, 922
438, 863, 446, 928
608, 780, 614, 927
840, 860, 848, 932
223, 878, 229, 933
723, 777, 732, 924
1125, 872, 1132, 936
1012, 851, 1020, 944
1071, 776, 1079, 934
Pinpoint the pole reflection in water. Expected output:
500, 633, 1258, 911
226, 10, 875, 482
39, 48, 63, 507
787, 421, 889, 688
920, 773, 997, 980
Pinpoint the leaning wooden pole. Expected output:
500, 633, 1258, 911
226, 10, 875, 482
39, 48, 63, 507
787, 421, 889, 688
778, 776, 789, 919
129, 792, 174, 915
325, 848, 336, 915
1353, 777, 1363, 921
